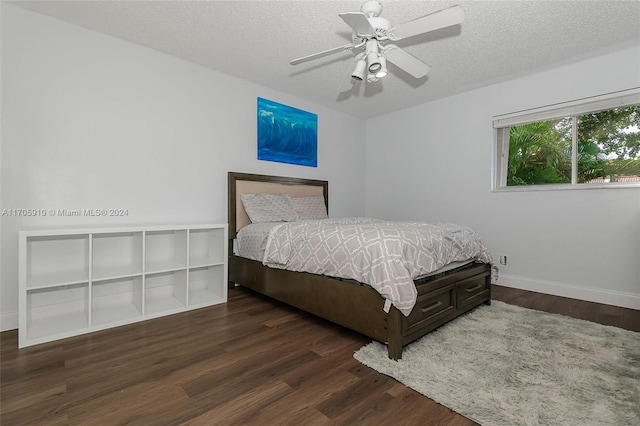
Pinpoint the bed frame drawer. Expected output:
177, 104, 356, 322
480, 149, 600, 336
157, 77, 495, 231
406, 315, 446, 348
404, 285, 455, 335
456, 270, 491, 309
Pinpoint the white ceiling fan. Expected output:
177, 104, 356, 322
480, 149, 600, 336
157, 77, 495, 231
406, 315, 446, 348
290, 1, 465, 92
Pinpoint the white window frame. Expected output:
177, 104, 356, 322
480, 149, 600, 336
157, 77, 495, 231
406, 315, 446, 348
492, 88, 640, 191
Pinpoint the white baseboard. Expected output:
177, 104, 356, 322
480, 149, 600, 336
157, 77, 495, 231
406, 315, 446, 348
497, 274, 640, 310
1, 311, 18, 332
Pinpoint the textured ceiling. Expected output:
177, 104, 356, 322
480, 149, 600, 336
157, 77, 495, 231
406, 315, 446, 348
10, 0, 640, 118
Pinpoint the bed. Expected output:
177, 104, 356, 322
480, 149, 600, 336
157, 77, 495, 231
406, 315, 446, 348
227, 171, 493, 360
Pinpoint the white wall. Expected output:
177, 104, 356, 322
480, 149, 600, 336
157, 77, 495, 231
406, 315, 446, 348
365, 45, 640, 309
0, 4, 367, 330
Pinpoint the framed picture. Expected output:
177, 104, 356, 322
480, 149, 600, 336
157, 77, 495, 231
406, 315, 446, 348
257, 97, 318, 167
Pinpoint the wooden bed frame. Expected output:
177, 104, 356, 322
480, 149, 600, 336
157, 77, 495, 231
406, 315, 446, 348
227, 172, 491, 359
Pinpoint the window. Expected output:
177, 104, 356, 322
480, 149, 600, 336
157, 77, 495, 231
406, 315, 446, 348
493, 89, 640, 190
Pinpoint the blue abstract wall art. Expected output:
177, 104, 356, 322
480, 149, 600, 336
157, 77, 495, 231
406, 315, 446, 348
257, 97, 318, 167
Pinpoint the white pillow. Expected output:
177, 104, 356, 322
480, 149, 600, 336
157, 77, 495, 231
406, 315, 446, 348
240, 193, 299, 223
291, 196, 328, 220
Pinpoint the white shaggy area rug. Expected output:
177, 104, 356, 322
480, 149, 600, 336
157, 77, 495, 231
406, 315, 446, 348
354, 301, 640, 426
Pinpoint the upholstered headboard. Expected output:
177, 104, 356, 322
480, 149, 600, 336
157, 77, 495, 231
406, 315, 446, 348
227, 172, 329, 238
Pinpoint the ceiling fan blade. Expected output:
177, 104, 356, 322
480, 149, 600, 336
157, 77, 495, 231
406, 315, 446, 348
392, 5, 465, 40
339, 12, 375, 35
384, 46, 431, 79
290, 43, 355, 65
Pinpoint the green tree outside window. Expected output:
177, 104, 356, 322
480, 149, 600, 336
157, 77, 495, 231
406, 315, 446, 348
507, 106, 640, 186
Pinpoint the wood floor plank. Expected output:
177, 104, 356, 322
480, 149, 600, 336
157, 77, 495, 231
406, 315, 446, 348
180, 380, 293, 425
332, 391, 396, 424
315, 367, 393, 419
62, 338, 227, 410
254, 355, 361, 421
384, 387, 475, 426
623, 307, 640, 331
1, 382, 66, 414
0, 388, 68, 426
246, 406, 334, 426
67, 382, 191, 425
2, 285, 637, 425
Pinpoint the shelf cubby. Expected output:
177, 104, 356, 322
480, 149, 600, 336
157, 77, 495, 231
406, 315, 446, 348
26, 234, 89, 289
92, 232, 143, 280
92, 276, 143, 327
144, 270, 187, 316
188, 265, 227, 306
145, 230, 188, 273
26, 283, 89, 343
189, 228, 225, 267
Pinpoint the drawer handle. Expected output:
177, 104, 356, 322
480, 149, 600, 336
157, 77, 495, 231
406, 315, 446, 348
465, 283, 483, 293
421, 301, 443, 313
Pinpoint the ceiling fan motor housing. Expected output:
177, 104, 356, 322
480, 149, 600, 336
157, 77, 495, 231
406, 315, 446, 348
361, 0, 383, 17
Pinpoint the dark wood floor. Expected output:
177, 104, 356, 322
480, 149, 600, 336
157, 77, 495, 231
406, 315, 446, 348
2, 285, 638, 425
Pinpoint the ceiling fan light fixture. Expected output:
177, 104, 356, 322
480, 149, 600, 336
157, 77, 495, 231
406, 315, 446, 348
351, 58, 367, 80
367, 52, 382, 73
375, 56, 388, 78
365, 39, 381, 73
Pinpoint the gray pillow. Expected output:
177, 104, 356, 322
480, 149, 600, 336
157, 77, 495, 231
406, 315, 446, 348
240, 193, 299, 223
291, 196, 328, 220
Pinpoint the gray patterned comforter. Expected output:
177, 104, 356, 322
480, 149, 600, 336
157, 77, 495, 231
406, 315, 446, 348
263, 217, 495, 316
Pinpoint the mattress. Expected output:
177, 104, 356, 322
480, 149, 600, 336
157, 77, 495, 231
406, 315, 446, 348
235, 222, 279, 261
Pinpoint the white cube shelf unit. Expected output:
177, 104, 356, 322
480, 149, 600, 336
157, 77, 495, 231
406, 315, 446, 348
19, 223, 228, 348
